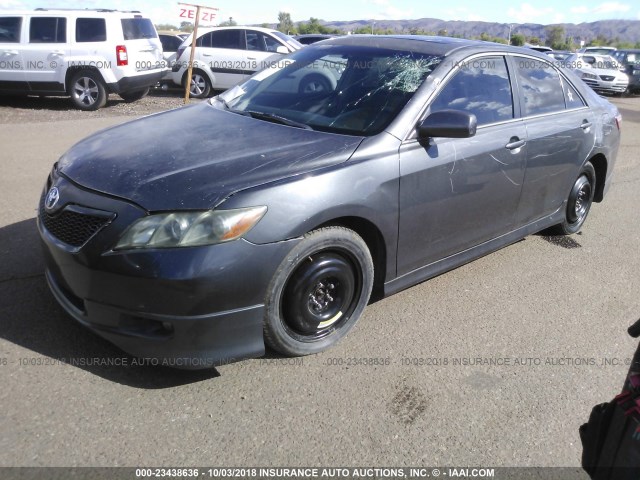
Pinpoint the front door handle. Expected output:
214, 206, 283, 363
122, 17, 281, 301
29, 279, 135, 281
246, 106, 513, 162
505, 137, 526, 150
581, 121, 593, 130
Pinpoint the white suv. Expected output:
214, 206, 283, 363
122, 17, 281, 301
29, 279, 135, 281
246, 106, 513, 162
170, 26, 302, 98
0, 9, 166, 110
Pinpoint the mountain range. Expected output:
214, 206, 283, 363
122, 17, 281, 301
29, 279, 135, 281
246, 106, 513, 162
300, 18, 640, 44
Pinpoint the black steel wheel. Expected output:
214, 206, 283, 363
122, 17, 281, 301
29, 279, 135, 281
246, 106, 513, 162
264, 227, 374, 356
553, 161, 596, 235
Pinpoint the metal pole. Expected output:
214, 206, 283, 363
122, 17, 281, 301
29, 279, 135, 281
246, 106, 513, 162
183, 6, 201, 104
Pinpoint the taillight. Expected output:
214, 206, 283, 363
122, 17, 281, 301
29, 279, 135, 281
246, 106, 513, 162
116, 45, 128, 66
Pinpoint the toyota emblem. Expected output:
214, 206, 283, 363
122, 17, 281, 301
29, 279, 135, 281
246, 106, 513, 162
45, 186, 60, 211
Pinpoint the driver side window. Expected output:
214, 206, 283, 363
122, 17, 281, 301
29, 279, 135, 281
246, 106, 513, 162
430, 56, 514, 126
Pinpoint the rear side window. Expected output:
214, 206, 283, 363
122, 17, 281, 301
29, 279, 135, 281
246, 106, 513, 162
515, 58, 566, 116
0, 17, 22, 43
121, 18, 157, 40
561, 77, 586, 109
30, 17, 66, 43
430, 56, 514, 126
208, 30, 243, 49
76, 18, 106, 42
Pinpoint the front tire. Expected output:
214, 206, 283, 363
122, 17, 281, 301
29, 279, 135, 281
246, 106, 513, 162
298, 74, 332, 94
185, 70, 211, 98
552, 161, 596, 235
69, 70, 107, 111
264, 227, 374, 357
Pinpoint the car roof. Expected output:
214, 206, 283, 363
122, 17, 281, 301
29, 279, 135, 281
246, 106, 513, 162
322, 35, 546, 58
0, 9, 147, 16
192, 26, 281, 36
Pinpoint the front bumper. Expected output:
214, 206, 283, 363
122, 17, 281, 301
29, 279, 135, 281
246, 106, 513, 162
583, 78, 629, 94
38, 174, 299, 368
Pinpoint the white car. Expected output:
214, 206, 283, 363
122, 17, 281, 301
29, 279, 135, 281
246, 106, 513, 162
158, 31, 187, 82
170, 26, 302, 98
565, 53, 629, 95
0, 9, 167, 110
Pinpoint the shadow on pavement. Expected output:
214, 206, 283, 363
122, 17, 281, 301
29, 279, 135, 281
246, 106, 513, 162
0, 217, 220, 389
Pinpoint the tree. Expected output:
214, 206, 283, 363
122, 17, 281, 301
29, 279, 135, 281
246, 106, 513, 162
437, 29, 448, 37
587, 35, 613, 47
277, 12, 295, 34
155, 23, 178, 31
510, 33, 525, 46
545, 25, 565, 50
179, 21, 194, 33
218, 18, 237, 27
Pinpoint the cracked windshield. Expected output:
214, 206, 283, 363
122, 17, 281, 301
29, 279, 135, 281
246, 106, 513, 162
218, 46, 443, 135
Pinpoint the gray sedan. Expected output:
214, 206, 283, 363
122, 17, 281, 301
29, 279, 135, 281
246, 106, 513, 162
38, 36, 621, 368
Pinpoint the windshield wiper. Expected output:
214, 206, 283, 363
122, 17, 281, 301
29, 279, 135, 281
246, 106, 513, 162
245, 111, 313, 130
217, 97, 253, 117
217, 99, 312, 130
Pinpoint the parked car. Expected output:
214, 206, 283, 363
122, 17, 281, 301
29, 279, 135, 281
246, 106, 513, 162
526, 44, 552, 52
293, 34, 339, 45
39, 36, 621, 368
579, 46, 617, 56
612, 49, 640, 94
170, 26, 303, 98
565, 53, 629, 95
157, 31, 187, 83
546, 50, 572, 62
0, 9, 166, 110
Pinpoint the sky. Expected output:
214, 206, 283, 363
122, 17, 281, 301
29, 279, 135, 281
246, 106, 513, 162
1, 0, 639, 27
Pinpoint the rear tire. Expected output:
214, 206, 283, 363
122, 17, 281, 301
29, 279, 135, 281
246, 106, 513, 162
69, 70, 107, 111
120, 87, 150, 103
264, 227, 374, 357
550, 161, 596, 235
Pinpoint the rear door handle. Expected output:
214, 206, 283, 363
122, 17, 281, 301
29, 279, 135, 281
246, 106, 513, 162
505, 138, 526, 150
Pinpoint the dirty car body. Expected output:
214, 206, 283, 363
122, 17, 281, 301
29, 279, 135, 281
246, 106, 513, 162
38, 36, 621, 368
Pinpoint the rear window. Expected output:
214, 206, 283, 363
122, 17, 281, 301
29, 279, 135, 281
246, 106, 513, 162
76, 18, 106, 42
0, 17, 22, 43
30, 17, 66, 43
121, 18, 157, 40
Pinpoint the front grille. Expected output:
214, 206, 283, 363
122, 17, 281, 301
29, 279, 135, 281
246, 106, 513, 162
39, 201, 114, 248
599, 75, 615, 81
38, 188, 116, 248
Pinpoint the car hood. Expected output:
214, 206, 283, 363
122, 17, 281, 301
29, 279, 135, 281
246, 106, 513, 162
58, 103, 364, 211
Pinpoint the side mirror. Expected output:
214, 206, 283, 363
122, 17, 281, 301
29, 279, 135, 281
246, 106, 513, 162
276, 46, 289, 55
417, 110, 477, 139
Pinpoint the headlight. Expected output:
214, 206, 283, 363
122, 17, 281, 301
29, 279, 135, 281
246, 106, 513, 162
581, 72, 598, 80
114, 206, 267, 250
